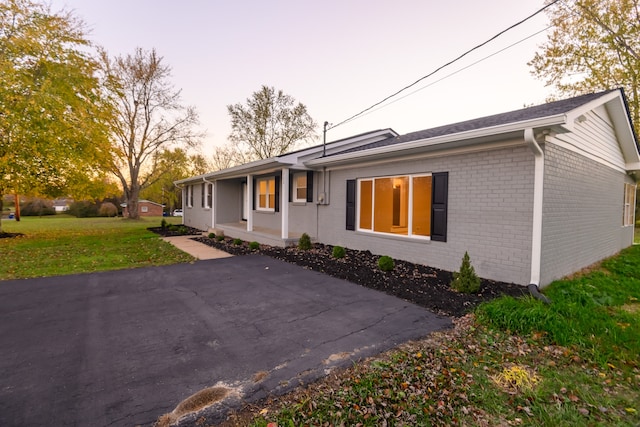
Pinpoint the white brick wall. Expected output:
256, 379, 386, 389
317, 144, 535, 285
540, 143, 634, 285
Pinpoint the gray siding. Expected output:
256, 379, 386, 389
289, 202, 318, 237
317, 144, 536, 285
216, 180, 242, 224
183, 183, 213, 231
540, 144, 634, 285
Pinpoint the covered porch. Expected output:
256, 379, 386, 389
212, 221, 307, 247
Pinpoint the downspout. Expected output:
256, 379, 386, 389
524, 128, 551, 304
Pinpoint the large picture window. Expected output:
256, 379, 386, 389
358, 174, 432, 238
257, 177, 276, 211
623, 183, 636, 226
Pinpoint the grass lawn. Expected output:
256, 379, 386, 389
228, 246, 640, 427
0, 215, 193, 280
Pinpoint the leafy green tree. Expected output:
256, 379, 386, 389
0, 0, 113, 232
227, 85, 317, 161
140, 147, 210, 213
530, 0, 640, 133
100, 47, 202, 219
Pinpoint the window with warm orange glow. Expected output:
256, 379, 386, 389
257, 177, 276, 211
357, 174, 432, 238
412, 176, 431, 236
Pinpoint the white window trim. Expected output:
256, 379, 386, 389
141, 205, 148, 213
623, 183, 636, 227
293, 172, 307, 203
205, 183, 213, 209
356, 173, 432, 240
256, 177, 276, 212
187, 185, 193, 208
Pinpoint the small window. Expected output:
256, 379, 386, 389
187, 185, 193, 208
257, 177, 276, 211
623, 183, 636, 226
293, 173, 307, 202
201, 183, 205, 208
141, 206, 148, 213
205, 183, 213, 209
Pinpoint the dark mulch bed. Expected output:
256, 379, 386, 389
148, 225, 203, 237
189, 235, 528, 318
0, 232, 24, 239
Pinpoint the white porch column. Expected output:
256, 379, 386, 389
247, 174, 253, 232
281, 168, 289, 239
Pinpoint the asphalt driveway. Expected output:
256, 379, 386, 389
0, 255, 451, 426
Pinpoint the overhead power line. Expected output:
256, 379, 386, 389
329, 0, 563, 131
355, 25, 552, 120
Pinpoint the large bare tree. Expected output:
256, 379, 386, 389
227, 85, 317, 161
100, 47, 201, 219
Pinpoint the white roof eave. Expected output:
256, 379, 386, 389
306, 115, 568, 167
174, 158, 294, 185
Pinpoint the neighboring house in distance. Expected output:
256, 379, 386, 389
121, 200, 164, 217
53, 198, 72, 213
176, 89, 639, 289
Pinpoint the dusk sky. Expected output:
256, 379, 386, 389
49, 0, 556, 156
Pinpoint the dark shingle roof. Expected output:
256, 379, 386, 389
332, 90, 617, 156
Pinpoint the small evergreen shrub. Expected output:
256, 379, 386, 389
249, 241, 260, 250
161, 219, 168, 229
233, 238, 243, 246
208, 232, 215, 239
216, 235, 224, 241
451, 251, 481, 293
298, 233, 312, 250
378, 255, 395, 272
332, 245, 346, 259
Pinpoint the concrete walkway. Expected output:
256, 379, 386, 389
162, 235, 233, 260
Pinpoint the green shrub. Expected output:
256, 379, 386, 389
233, 238, 243, 246
451, 251, 481, 293
68, 200, 99, 218
332, 245, 346, 259
97, 202, 118, 217
216, 235, 224, 241
298, 233, 312, 250
249, 241, 260, 250
378, 255, 395, 272
161, 219, 168, 229
208, 232, 215, 239
20, 198, 55, 216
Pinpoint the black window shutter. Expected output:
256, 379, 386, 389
431, 172, 448, 242
274, 175, 280, 212
346, 179, 356, 230
252, 178, 256, 211
306, 170, 314, 202
288, 172, 294, 202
